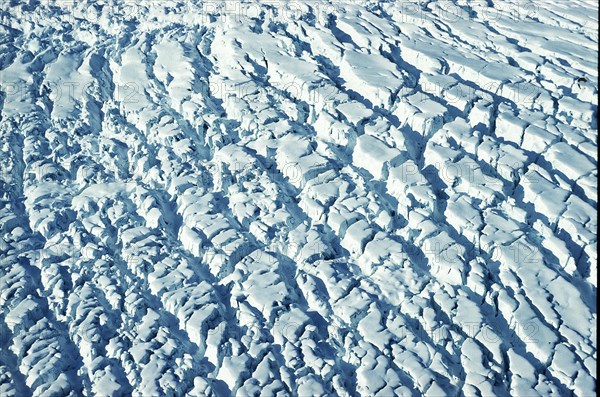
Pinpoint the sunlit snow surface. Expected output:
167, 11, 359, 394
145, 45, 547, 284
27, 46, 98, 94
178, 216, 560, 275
0, 0, 597, 396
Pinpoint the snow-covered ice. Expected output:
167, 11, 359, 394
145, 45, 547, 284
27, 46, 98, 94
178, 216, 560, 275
0, 0, 597, 396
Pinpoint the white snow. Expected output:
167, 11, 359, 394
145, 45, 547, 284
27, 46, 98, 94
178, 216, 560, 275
0, 0, 596, 396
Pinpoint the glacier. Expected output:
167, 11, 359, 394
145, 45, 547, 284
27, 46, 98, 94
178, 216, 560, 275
0, 0, 597, 396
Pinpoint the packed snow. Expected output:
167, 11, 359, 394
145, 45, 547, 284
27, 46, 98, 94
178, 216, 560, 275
0, 0, 597, 396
